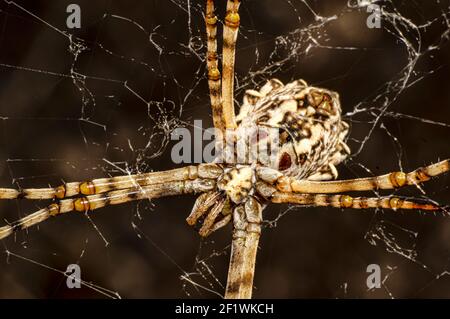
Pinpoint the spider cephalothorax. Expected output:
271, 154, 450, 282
186, 78, 351, 237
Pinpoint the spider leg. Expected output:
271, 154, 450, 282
209, 213, 232, 234
270, 192, 442, 211
0, 164, 222, 200
0, 179, 214, 241
225, 196, 262, 299
188, 193, 234, 236
205, 0, 225, 133
221, 0, 241, 129
199, 197, 226, 237
0, 187, 64, 200
186, 191, 221, 226
203, 197, 234, 235
257, 159, 450, 194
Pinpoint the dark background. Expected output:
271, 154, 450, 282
0, 0, 449, 298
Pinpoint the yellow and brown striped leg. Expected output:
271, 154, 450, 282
274, 159, 450, 194
0, 164, 222, 200
0, 186, 66, 200
0, 179, 215, 241
221, 0, 241, 129
225, 197, 262, 299
205, 0, 225, 133
271, 192, 441, 211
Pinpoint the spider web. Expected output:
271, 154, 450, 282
0, 0, 449, 298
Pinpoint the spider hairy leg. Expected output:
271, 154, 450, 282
205, 0, 225, 132
74, 179, 215, 212
0, 179, 215, 241
199, 197, 226, 237
77, 164, 221, 196
266, 159, 450, 194
0, 185, 66, 200
209, 213, 232, 233
225, 197, 262, 299
186, 191, 221, 226
271, 192, 441, 211
206, 197, 234, 235
221, 0, 241, 129
187, 166, 256, 238
0, 164, 222, 200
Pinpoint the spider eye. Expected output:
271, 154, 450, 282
278, 152, 292, 171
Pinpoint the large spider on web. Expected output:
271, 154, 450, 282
0, 0, 449, 299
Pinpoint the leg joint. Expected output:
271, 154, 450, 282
225, 12, 240, 29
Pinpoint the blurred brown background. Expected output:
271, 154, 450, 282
0, 0, 449, 298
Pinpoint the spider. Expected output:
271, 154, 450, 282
0, 0, 449, 299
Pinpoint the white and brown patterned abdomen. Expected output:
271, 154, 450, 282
236, 78, 350, 180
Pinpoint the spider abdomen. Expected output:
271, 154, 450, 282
232, 79, 351, 181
